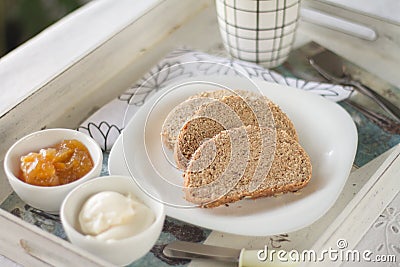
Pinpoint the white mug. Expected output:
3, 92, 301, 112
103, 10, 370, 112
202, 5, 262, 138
216, 0, 301, 68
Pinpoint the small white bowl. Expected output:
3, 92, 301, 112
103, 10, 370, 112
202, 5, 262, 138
4, 128, 103, 213
60, 175, 165, 266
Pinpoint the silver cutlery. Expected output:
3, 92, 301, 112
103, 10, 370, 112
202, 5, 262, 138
163, 241, 297, 266
345, 99, 400, 134
289, 45, 398, 132
309, 50, 400, 122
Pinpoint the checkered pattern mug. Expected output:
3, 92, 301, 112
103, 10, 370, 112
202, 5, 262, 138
216, 0, 301, 68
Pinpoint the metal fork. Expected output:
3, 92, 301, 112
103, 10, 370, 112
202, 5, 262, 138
307, 57, 400, 133
309, 57, 400, 122
344, 99, 400, 134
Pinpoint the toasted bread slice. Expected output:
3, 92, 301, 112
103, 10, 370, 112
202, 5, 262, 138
162, 89, 297, 151
183, 126, 311, 208
190, 89, 298, 140
189, 89, 299, 141
161, 97, 212, 150
174, 95, 274, 169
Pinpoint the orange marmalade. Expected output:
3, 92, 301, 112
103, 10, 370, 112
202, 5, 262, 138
19, 139, 94, 186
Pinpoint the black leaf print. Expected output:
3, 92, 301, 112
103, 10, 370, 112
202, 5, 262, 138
193, 51, 264, 78
118, 62, 193, 105
78, 121, 122, 152
294, 80, 353, 99
259, 69, 289, 84
234, 63, 263, 78
196, 60, 237, 76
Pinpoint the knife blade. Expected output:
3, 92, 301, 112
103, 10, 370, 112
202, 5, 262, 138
163, 241, 298, 266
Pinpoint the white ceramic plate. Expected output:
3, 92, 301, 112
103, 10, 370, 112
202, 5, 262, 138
109, 76, 357, 236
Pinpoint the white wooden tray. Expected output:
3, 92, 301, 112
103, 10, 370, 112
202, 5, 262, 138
0, 0, 399, 265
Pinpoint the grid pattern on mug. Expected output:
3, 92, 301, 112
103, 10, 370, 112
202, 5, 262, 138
216, 0, 300, 67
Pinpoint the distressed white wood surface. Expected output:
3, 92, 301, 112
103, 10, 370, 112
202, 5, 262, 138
0, 0, 210, 192
305, 145, 400, 267
320, 0, 400, 24
0, 0, 212, 265
0, 0, 211, 153
189, 146, 398, 267
300, 0, 400, 88
0, 0, 161, 118
0, 209, 111, 266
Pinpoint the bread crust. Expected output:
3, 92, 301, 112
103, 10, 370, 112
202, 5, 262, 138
161, 97, 213, 149
161, 89, 311, 208
163, 89, 298, 151
174, 94, 276, 169
184, 126, 311, 208
190, 89, 299, 141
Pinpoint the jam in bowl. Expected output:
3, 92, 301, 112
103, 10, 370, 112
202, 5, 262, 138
4, 128, 102, 213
